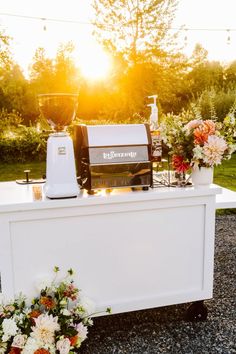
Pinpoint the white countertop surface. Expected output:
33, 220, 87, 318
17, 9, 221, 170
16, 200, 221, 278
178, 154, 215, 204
0, 181, 225, 213
215, 186, 236, 209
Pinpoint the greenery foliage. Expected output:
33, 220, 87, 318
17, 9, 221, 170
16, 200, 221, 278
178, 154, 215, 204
0, 267, 111, 353
0, 30, 12, 69
92, 0, 178, 64
0, 110, 47, 163
189, 89, 236, 122
1, 23, 236, 125
0, 4, 236, 170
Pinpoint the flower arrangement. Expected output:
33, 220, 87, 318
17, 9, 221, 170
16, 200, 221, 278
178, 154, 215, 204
160, 111, 236, 174
0, 267, 111, 354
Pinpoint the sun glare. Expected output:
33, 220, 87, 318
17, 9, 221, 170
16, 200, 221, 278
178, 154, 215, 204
78, 44, 111, 81
2, 0, 236, 78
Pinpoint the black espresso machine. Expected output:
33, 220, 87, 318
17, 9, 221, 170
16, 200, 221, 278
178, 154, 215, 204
74, 124, 153, 193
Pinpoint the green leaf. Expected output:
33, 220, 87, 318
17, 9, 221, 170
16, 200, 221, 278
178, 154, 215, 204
67, 268, 74, 276
106, 307, 112, 314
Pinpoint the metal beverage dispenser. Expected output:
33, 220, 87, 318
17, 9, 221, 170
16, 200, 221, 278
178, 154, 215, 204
74, 124, 153, 194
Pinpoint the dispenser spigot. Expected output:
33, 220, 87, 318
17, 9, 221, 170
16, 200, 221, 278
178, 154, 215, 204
147, 94, 158, 129
148, 95, 158, 106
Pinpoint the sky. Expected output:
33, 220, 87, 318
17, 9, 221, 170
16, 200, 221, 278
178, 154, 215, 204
0, 0, 236, 78
173, 0, 236, 63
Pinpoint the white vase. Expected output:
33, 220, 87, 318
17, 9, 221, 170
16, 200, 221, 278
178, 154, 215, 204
191, 166, 214, 187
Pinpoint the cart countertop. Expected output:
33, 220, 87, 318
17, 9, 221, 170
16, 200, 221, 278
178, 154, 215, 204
0, 181, 223, 213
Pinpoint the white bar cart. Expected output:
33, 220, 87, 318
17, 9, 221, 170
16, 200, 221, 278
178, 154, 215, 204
0, 182, 234, 320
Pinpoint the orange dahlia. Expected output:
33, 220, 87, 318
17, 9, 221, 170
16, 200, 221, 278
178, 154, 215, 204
29, 310, 41, 319
69, 335, 79, 346
34, 349, 50, 354
39, 296, 55, 309
194, 120, 216, 145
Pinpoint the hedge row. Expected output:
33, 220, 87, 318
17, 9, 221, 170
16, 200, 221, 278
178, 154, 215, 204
0, 128, 47, 163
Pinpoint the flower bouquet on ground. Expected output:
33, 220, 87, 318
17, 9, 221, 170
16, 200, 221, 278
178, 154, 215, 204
160, 109, 236, 181
0, 267, 111, 354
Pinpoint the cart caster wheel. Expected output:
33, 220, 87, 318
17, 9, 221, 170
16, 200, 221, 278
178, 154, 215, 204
185, 301, 208, 321
142, 186, 149, 191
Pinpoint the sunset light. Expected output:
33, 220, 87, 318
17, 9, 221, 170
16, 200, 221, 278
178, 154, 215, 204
1, 0, 236, 76
77, 44, 111, 81
0, 4, 235, 351
173, 0, 236, 63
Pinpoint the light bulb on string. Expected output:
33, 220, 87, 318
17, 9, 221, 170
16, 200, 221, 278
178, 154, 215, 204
226, 29, 231, 45
184, 29, 188, 45
41, 17, 47, 31
1, 11, 236, 49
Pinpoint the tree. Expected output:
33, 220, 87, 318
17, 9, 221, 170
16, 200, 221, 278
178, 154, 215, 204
91, 1, 231, 120
187, 61, 224, 96
90, 0, 191, 120
29, 43, 81, 94
53, 42, 81, 93
92, 0, 178, 64
0, 30, 36, 123
1, 64, 26, 108
29, 47, 55, 93
0, 29, 13, 110
224, 60, 236, 87
190, 43, 208, 67
0, 29, 12, 69
28, 43, 81, 122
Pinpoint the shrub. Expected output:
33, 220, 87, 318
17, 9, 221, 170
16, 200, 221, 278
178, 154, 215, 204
0, 109, 48, 163
0, 109, 23, 135
189, 89, 236, 122
0, 126, 47, 163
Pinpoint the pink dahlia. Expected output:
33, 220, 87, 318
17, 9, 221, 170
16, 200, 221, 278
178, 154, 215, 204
203, 135, 227, 166
184, 119, 202, 131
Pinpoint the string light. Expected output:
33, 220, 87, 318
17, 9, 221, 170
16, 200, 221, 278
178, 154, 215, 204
226, 29, 231, 45
0, 12, 93, 26
0, 11, 235, 48
41, 18, 47, 31
1, 12, 236, 34
184, 29, 188, 44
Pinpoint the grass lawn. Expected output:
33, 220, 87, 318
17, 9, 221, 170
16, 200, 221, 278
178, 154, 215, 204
0, 161, 46, 182
0, 155, 235, 214
214, 153, 236, 192
0, 154, 235, 189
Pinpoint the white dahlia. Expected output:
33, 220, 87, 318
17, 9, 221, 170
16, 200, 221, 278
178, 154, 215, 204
56, 337, 71, 354
2, 318, 18, 341
203, 135, 227, 166
76, 322, 88, 342
31, 313, 60, 345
